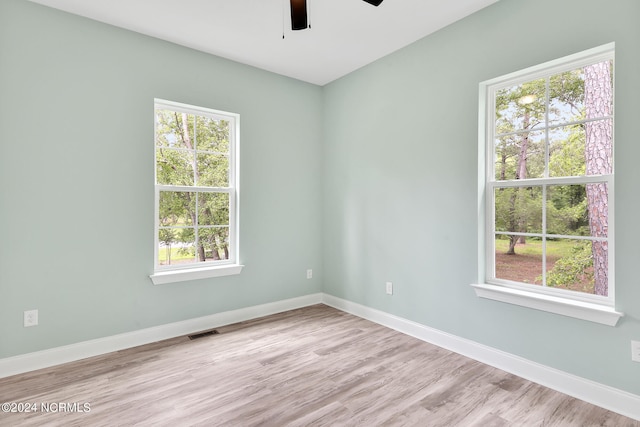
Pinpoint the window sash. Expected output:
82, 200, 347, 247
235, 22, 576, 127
485, 177, 614, 305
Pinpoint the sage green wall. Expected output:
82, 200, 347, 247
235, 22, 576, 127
0, 0, 323, 358
322, 0, 640, 395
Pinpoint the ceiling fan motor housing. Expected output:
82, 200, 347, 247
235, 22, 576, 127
290, 0, 308, 30
290, 0, 383, 31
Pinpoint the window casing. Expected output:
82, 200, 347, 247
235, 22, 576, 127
473, 44, 622, 325
151, 99, 241, 284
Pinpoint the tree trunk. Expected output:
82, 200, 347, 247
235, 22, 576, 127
211, 235, 221, 260
507, 111, 531, 252
499, 151, 506, 181
506, 235, 517, 255
516, 112, 530, 181
507, 189, 519, 255
584, 62, 612, 296
180, 113, 199, 183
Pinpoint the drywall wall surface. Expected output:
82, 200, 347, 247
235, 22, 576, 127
0, 0, 323, 358
322, 0, 640, 395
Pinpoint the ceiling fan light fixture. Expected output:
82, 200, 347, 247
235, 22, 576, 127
290, 0, 308, 31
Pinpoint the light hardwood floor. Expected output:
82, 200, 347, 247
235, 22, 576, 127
0, 304, 637, 426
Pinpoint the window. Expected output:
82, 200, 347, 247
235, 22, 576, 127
150, 100, 242, 285
472, 44, 622, 325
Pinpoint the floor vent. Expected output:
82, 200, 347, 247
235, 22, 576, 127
188, 329, 220, 340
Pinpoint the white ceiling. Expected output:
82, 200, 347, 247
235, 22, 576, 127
28, 0, 498, 86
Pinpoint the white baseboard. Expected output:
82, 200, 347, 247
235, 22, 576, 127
0, 293, 323, 379
2, 291, 638, 421
321, 293, 640, 422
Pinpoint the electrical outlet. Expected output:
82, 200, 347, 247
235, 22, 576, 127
24, 309, 38, 327
386, 282, 393, 295
632, 341, 640, 363
306, 269, 313, 279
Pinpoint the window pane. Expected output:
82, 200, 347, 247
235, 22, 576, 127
547, 183, 608, 239
159, 191, 195, 226
545, 239, 607, 296
549, 69, 585, 125
196, 153, 229, 187
549, 124, 585, 177
495, 236, 542, 284
494, 131, 544, 180
585, 183, 609, 238
198, 192, 229, 226
156, 148, 195, 186
198, 227, 230, 261
584, 119, 613, 175
585, 59, 614, 116
494, 186, 543, 234
196, 117, 230, 153
549, 119, 613, 178
156, 110, 195, 150
495, 78, 546, 133
156, 110, 180, 148
158, 229, 179, 266
158, 229, 196, 266
546, 185, 589, 236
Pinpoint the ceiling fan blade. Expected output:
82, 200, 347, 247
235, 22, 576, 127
290, 0, 308, 31
362, 0, 384, 5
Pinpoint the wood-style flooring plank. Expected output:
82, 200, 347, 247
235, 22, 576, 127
0, 304, 637, 426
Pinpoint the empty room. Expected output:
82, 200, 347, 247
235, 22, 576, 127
1, 0, 639, 425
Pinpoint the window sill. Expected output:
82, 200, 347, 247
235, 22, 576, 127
150, 264, 244, 285
470, 283, 623, 326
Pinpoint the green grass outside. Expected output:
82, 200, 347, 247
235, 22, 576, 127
158, 246, 228, 265
158, 246, 195, 264
494, 238, 582, 258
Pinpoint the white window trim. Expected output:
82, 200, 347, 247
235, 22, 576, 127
472, 43, 623, 326
150, 99, 243, 284
471, 283, 622, 326
150, 264, 243, 285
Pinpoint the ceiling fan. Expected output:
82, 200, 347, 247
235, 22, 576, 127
290, 0, 384, 31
